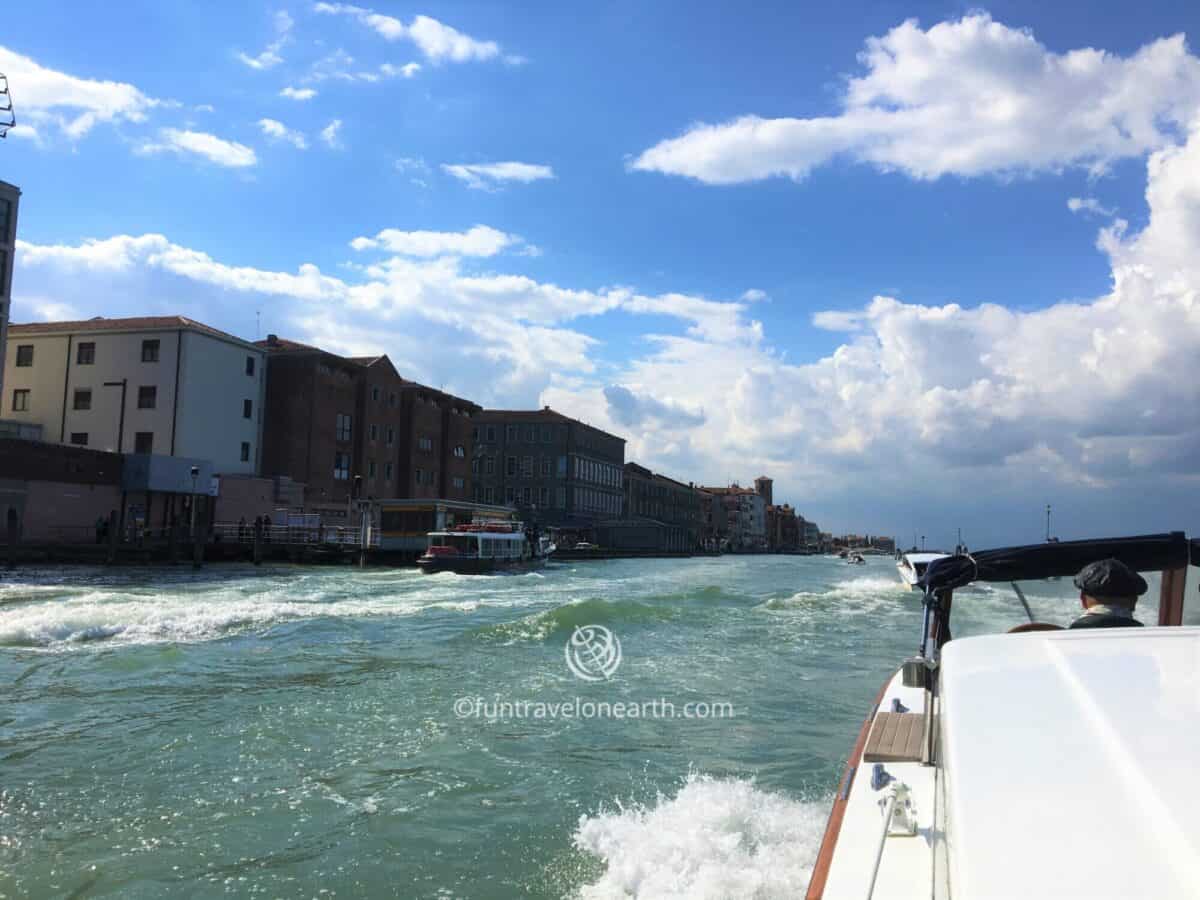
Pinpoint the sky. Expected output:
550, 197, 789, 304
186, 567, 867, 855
2, 0, 1200, 547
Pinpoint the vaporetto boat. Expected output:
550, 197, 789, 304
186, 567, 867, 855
416, 522, 552, 574
808, 531, 1199, 899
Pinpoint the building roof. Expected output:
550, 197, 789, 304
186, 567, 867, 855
258, 335, 480, 412
10, 315, 259, 349
477, 406, 627, 443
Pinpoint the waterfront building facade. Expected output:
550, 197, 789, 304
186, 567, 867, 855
257, 335, 479, 521
614, 462, 703, 551
767, 503, 801, 552
472, 407, 624, 529
699, 484, 767, 551
1, 316, 265, 474
0, 179, 18, 404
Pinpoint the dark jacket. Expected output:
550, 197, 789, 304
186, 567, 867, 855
1068, 612, 1144, 630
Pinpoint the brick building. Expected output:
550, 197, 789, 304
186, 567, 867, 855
617, 462, 702, 551
472, 407, 624, 529
257, 335, 479, 521
766, 503, 801, 552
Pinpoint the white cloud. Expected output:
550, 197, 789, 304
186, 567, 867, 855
631, 14, 1200, 184
313, 3, 502, 63
237, 9, 293, 70
441, 161, 555, 190
380, 62, 421, 78
137, 128, 258, 168
319, 118, 343, 148
350, 225, 519, 257
257, 117, 308, 149
1067, 196, 1115, 217
280, 86, 317, 101
0, 44, 159, 139
740, 288, 768, 303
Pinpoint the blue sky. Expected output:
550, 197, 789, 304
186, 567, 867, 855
3, 2, 1200, 545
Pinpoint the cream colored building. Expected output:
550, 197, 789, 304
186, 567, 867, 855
1, 315, 265, 474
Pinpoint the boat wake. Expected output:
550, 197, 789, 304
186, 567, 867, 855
573, 773, 828, 899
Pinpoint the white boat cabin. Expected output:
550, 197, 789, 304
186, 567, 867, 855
426, 527, 529, 560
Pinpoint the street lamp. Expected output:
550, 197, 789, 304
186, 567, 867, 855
102, 379, 128, 453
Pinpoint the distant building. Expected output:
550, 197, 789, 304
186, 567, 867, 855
257, 335, 479, 521
604, 462, 702, 551
472, 406, 625, 529
698, 489, 728, 550
699, 483, 767, 552
1, 315, 265, 474
754, 475, 773, 507
767, 503, 800, 552
0, 179, 18, 404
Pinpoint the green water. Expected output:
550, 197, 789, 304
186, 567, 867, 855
0, 556, 1171, 898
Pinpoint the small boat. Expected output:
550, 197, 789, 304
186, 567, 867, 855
895, 551, 948, 590
416, 522, 550, 574
806, 531, 1199, 899
847, 552, 866, 565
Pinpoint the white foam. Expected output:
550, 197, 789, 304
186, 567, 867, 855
574, 773, 828, 899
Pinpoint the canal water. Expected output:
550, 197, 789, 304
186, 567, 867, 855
0, 556, 1177, 898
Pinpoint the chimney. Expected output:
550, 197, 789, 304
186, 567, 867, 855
267, 333, 279, 347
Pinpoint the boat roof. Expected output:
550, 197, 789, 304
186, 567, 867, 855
940, 626, 1200, 898
428, 530, 523, 538
901, 552, 947, 564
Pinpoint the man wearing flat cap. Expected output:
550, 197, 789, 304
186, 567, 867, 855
1069, 558, 1148, 629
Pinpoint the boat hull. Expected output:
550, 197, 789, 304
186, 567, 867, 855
416, 555, 548, 574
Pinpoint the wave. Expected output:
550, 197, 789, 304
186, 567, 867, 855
760, 574, 910, 612
469, 597, 683, 643
573, 773, 829, 899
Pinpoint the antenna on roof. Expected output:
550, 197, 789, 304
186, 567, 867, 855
256, 309, 261, 340
0, 73, 15, 139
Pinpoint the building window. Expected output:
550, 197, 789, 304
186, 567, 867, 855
418, 436, 433, 451
485, 486, 494, 503
15, 345, 32, 367
141, 339, 160, 362
386, 426, 395, 446
241, 441, 251, 462
368, 459, 377, 477
472, 426, 480, 443
138, 385, 157, 409
471, 458, 480, 474
557, 486, 566, 509
522, 456, 533, 477
385, 462, 393, 481
334, 452, 351, 480
369, 424, 379, 441
388, 392, 397, 408
11, 389, 29, 411
523, 487, 532, 504
243, 398, 253, 419
371, 386, 380, 402
336, 413, 352, 441
542, 425, 553, 443
76, 342, 95, 365
245, 356, 256, 376
505, 486, 514, 503
415, 467, 424, 485
134, 431, 154, 454
485, 456, 495, 475
452, 476, 465, 490
453, 445, 465, 458
540, 486, 549, 506
506, 424, 518, 442
506, 456, 517, 477
525, 425, 536, 442
71, 388, 92, 410
541, 457, 552, 476
69, 432, 88, 446
486, 425, 496, 442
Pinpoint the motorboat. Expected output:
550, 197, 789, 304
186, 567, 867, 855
417, 522, 551, 574
896, 551, 949, 590
806, 531, 1198, 899
848, 552, 866, 565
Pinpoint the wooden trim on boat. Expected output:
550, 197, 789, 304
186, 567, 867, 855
805, 676, 891, 900
1158, 567, 1187, 627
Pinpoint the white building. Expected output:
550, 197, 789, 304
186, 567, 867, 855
1, 315, 265, 474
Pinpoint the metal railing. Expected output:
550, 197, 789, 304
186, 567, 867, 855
212, 523, 380, 548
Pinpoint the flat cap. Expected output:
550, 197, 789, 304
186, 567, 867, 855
1074, 558, 1148, 598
